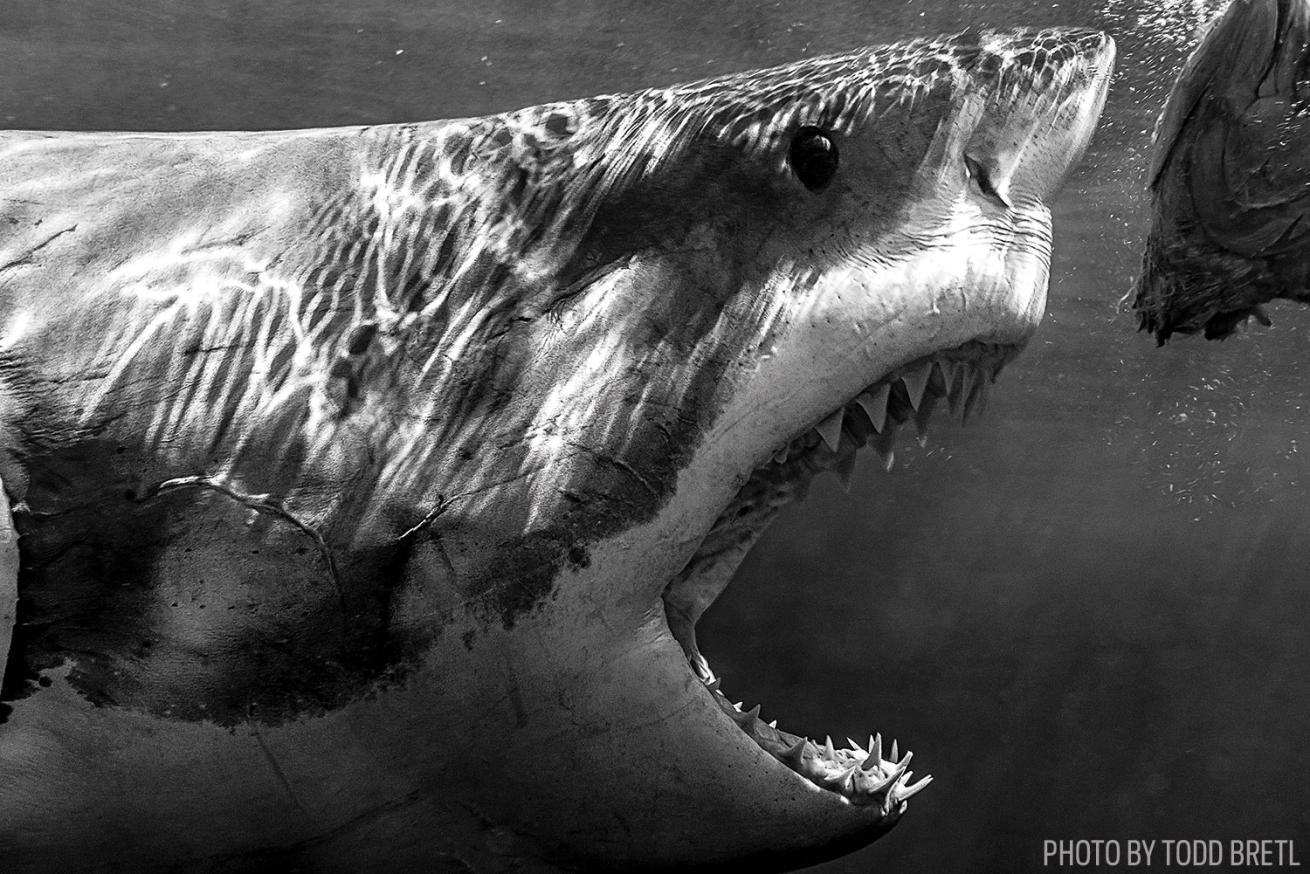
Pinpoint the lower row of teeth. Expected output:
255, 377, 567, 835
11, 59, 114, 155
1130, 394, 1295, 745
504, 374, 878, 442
705, 677, 932, 812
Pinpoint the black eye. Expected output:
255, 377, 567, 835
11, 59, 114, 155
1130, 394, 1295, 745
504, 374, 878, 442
789, 126, 839, 192
964, 153, 1009, 208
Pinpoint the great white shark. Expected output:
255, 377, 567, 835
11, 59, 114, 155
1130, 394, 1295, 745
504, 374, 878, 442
0, 26, 1113, 872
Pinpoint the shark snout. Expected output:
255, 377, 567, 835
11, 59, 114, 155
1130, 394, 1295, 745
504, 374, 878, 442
964, 28, 1115, 206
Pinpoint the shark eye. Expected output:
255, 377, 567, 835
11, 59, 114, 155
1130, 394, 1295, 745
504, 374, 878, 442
789, 126, 839, 192
963, 153, 1009, 207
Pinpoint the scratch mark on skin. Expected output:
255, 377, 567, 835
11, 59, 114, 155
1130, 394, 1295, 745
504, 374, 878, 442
502, 658, 528, 728
180, 227, 268, 255
0, 224, 77, 271
564, 441, 661, 499
183, 789, 428, 867
418, 463, 551, 507
396, 495, 450, 543
141, 474, 344, 602
180, 342, 254, 357
252, 729, 307, 814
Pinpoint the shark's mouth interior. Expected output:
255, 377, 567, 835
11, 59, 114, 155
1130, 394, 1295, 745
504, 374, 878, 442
663, 339, 1021, 813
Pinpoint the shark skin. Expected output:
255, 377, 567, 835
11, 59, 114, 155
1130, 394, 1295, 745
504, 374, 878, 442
1134, 0, 1310, 342
0, 27, 1113, 873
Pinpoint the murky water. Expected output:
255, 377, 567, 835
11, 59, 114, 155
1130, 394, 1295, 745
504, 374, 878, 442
2, 0, 1305, 870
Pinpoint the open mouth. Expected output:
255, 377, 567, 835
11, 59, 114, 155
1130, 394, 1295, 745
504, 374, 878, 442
663, 339, 1020, 814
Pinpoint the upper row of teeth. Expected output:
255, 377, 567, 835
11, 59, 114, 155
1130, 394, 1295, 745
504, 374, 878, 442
707, 679, 932, 814
772, 354, 999, 471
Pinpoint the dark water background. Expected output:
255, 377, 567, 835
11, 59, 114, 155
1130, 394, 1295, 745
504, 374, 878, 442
0, 0, 1305, 871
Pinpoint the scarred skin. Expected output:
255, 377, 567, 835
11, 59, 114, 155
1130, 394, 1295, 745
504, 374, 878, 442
1134, 0, 1310, 342
0, 28, 1112, 872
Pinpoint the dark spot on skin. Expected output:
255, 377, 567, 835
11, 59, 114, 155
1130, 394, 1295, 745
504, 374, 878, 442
346, 322, 377, 355
0, 465, 410, 727
545, 111, 577, 138
447, 139, 472, 177
462, 630, 476, 651
488, 547, 560, 630
567, 545, 590, 569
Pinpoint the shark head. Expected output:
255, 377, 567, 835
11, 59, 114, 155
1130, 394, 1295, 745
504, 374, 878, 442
1134, 0, 1310, 343
387, 25, 1114, 871
0, 23, 1112, 874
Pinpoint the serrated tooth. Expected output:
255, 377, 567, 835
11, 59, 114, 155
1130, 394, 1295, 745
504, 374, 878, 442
913, 395, 937, 445
824, 736, 836, 761
690, 651, 713, 682
948, 364, 973, 416
939, 359, 959, 395
867, 758, 910, 795
835, 452, 856, 491
963, 379, 987, 421
856, 384, 889, 433
816, 409, 843, 452
862, 733, 883, 771
928, 360, 948, 396
846, 737, 862, 753
872, 425, 896, 471
890, 739, 899, 762
902, 362, 932, 410
768, 719, 777, 728
780, 738, 807, 768
897, 773, 933, 802
798, 744, 827, 780
825, 763, 861, 788
884, 757, 910, 784
706, 678, 721, 693
731, 704, 761, 733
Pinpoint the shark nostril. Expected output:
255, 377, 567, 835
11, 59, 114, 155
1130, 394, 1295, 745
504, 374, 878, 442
789, 125, 839, 192
963, 153, 1010, 208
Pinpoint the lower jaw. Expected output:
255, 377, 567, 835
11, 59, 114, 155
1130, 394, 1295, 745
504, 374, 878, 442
703, 669, 929, 813
664, 339, 1020, 810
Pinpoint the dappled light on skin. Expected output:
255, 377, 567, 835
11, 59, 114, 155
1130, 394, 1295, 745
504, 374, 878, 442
0, 25, 1112, 873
